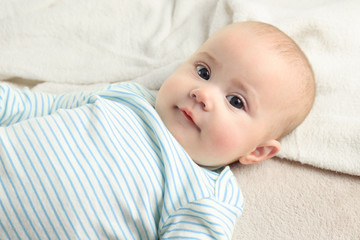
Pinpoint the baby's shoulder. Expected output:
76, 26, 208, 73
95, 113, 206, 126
106, 82, 156, 106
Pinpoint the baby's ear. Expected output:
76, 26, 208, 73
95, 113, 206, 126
238, 140, 281, 165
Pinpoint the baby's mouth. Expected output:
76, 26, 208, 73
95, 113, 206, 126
179, 107, 200, 131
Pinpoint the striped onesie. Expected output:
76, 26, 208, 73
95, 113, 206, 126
0, 82, 244, 239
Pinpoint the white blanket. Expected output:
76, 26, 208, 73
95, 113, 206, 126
1, 0, 359, 175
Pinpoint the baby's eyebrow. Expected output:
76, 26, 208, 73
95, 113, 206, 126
197, 51, 221, 68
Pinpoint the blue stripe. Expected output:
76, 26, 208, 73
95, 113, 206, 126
47, 117, 101, 239
30, 120, 80, 238
2, 129, 48, 239
162, 228, 218, 240
77, 105, 152, 238
66, 109, 119, 237
24, 123, 73, 239
101, 92, 183, 210
3, 90, 18, 125
53, 94, 65, 111
33, 91, 38, 117
107, 99, 163, 164
0, 187, 37, 240
172, 208, 231, 232
0, 217, 12, 239
94, 103, 163, 220
56, 112, 113, 239
0, 86, 11, 123
53, 109, 138, 239
189, 201, 234, 230
228, 181, 234, 203
36, 118, 89, 238
104, 101, 164, 185
23, 92, 33, 123
102, 91, 179, 212
70, 107, 139, 239
105, 100, 170, 226
15, 125, 62, 239
107, 100, 164, 172
12, 90, 26, 125
47, 94, 51, 114
165, 213, 223, 228
0, 142, 28, 240
101, 103, 164, 225
162, 220, 224, 235
40, 93, 45, 116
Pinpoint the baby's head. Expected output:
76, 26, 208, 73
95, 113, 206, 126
155, 21, 315, 169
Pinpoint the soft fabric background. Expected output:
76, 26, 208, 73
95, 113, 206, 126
1, 0, 359, 239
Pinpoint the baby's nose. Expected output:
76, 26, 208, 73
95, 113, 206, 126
190, 87, 215, 111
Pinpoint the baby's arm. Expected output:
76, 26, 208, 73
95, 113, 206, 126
0, 84, 100, 126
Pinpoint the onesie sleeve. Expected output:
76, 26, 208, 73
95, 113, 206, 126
0, 83, 101, 126
160, 199, 242, 240
159, 168, 244, 240
0, 82, 155, 126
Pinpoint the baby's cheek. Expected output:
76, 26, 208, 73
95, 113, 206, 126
209, 128, 242, 156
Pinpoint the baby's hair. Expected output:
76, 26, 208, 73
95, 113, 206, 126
237, 21, 316, 139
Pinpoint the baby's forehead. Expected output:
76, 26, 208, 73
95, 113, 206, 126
204, 28, 278, 59
216, 23, 293, 50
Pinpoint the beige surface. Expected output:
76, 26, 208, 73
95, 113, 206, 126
231, 158, 360, 239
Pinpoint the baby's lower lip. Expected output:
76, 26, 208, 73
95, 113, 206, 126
182, 110, 195, 124
179, 108, 200, 131
176, 106, 200, 129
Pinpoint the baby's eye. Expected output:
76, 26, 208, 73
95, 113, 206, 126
226, 95, 245, 109
197, 65, 210, 80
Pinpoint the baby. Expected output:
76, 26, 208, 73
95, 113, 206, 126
156, 21, 315, 169
0, 21, 315, 239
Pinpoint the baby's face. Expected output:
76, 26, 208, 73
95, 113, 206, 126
156, 25, 290, 169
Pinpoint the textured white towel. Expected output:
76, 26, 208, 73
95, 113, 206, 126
0, 0, 359, 175
231, 0, 360, 176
